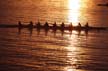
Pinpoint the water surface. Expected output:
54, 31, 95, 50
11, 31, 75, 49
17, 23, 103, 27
0, 0, 108, 71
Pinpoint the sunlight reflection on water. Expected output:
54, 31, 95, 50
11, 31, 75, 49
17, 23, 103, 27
0, 0, 108, 71
68, 0, 81, 26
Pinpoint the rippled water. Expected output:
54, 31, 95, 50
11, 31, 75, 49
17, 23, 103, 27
0, 28, 108, 71
0, 0, 108, 71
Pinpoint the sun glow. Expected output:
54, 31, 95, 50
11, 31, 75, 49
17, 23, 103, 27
68, 0, 81, 26
64, 34, 81, 71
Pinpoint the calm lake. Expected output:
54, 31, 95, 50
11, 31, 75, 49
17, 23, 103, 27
0, 0, 108, 71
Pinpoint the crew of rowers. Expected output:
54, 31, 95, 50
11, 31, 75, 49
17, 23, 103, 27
18, 21, 89, 30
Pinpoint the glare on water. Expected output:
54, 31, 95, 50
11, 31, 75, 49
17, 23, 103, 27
0, 0, 108, 71
68, 0, 81, 26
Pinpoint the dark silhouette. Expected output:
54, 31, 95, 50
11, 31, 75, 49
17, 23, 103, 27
52, 22, 57, 30
52, 22, 57, 36
27, 21, 33, 36
68, 22, 73, 31
75, 22, 82, 31
36, 21, 41, 34
18, 21, 22, 26
53, 22, 57, 27
61, 22, 65, 28
43, 22, 49, 31
28, 21, 33, 29
36, 21, 41, 28
43, 22, 49, 36
60, 22, 65, 36
18, 21, 22, 34
84, 22, 89, 34
18, 21, 23, 28
44, 22, 49, 27
36, 27, 41, 35
85, 22, 89, 28
0, 21, 107, 36
97, 3, 108, 6
78, 22, 81, 28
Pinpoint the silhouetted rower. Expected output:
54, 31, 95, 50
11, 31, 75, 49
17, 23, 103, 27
36, 21, 41, 28
18, 21, 22, 34
52, 22, 57, 29
85, 22, 89, 28
78, 23, 81, 27
44, 21, 49, 29
76, 22, 82, 30
68, 22, 73, 30
18, 21, 22, 26
61, 22, 65, 29
18, 21, 23, 28
29, 21, 33, 28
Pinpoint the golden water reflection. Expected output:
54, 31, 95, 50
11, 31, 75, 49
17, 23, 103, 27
64, 30, 89, 71
68, 0, 81, 26
64, 33, 80, 71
